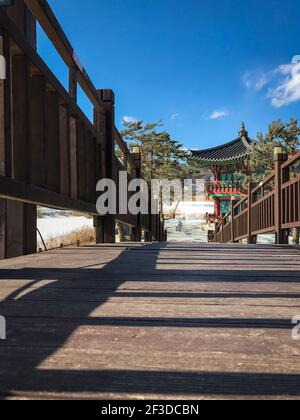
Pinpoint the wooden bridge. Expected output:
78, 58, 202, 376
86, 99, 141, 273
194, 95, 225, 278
1, 242, 300, 400
0, 1, 300, 401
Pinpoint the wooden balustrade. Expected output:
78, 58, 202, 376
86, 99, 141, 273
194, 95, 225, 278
212, 151, 300, 244
0, 0, 162, 259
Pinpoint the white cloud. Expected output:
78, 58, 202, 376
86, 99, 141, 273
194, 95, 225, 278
243, 70, 271, 91
122, 116, 138, 124
170, 113, 180, 122
267, 63, 300, 108
255, 75, 269, 91
208, 110, 230, 120
243, 71, 253, 89
243, 61, 300, 108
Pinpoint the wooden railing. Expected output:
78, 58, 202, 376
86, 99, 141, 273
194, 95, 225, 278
0, 0, 164, 259
205, 180, 246, 195
212, 151, 300, 244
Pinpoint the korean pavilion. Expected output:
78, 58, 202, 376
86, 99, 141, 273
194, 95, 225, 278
190, 123, 253, 218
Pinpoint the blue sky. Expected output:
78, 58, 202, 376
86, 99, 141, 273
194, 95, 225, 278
40, 0, 300, 149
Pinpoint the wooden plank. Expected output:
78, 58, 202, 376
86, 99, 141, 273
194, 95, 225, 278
45, 89, 60, 192
25, 5, 36, 50
0, 35, 5, 177
5, 0, 26, 34
69, 67, 77, 101
0, 174, 97, 215
5, 199, 23, 258
76, 120, 86, 202
99, 90, 115, 243
0, 243, 299, 399
86, 133, 95, 203
59, 103, 69, 196
69, 116, 77, 200
2, 30, 12, 178
11, 54, 29, 182
0, 198, 6, 259
23, 203, 36, 255
29, 73, 46, 187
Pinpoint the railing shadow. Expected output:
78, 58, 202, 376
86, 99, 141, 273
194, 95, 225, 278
0, 243, 300, 398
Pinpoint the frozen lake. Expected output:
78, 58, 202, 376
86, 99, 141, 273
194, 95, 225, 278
37, 217, 93, 239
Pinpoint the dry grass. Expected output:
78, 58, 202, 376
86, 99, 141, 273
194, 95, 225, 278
37, 226, 95, 251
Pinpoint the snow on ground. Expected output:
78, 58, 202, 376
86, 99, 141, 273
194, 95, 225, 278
37, 217, 93, 240
164, 201, 214, 219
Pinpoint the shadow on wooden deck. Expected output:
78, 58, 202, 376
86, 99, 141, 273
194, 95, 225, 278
0, 243, 300, 399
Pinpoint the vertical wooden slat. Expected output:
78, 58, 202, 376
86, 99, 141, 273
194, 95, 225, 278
247, 187, 253, 243
25, 6, 36, 50
98, 89, 115, 243
0, 199, 6, 260
76, 120, 86, 201
274, 153, 288, 244
59, 103, 69, 196
86, 133, 95, 203
0, 34, 5, 177
45, 88, 60, 192
23, 203, 37, 255
11, 54, 29, 182
2, 31, 12, 178
85, 133, 91, 202
70, 116, 77, 200
6, 199, 24, 259
5, 0, 26, 33
69, 67, 77, 101
29, 73, 46, 187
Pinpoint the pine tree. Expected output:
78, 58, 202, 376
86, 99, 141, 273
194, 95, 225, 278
247, 119, 300, 183
121, 120, 190, 181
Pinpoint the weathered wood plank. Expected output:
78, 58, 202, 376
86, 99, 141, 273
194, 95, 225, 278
45, 89, 60, 192
76, 120, 86, 201
29, 73, 46, 186
23, 203, 36, 256
5, 199, 23, 258
0, 174, 97, 214
0, 35, 5, 177
0, 242, 300, 400
58, 103, 69, 196
0, 198, 6, 259
69, 116, 77, 200
11, 54, 29, 182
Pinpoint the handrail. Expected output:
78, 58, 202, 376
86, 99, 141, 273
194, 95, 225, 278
233, 196, 247, 211
24, 0, 105, 113
251, 173, 275, 195
281, 151, 300, 170
0, 10, 99, 139
282, 174, 300, 189
251, 190, 275, 207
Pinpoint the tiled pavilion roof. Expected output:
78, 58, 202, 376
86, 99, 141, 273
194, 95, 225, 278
189, 123, 253, 166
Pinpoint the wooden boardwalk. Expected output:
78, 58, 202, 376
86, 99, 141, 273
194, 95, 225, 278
0, 242, 300, 400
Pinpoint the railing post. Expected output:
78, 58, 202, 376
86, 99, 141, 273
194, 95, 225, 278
221, 218, 224, 243
69, 67, 77, 101
1, 30, 12, 179
131, 147, 142, 242
274, 148, 288, 245
97, 89, 116, 243
231, 200, 236, 243
247, 184, 255, 244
